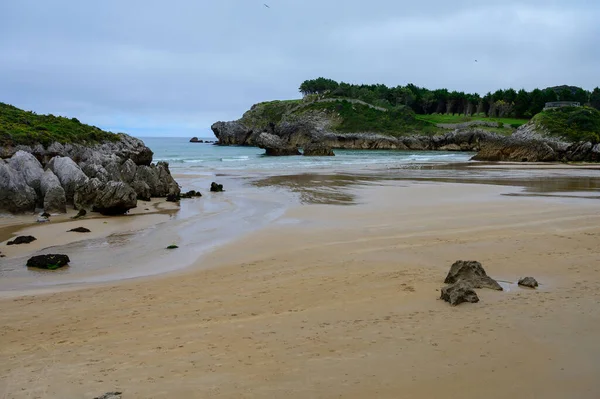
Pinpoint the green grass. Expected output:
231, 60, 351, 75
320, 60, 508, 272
533, 106, 600, 143
241, 99, 303, 128
0, 102, 121, 147
296, 100, 436, 136
416, 113, 529, 127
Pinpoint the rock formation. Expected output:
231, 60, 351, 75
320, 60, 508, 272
210, 182, 224, 192
26, 254, 70, 269
443, 260, 503, 291
255, 132, 301, 156
303, 143, 335, 156
440, 281, 480, 306
518, 277, 539, 288
0, 134, 180, 214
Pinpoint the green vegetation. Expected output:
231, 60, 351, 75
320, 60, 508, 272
415, 114, 528, 127
533, 107, 600, 143
0, 102, 120, 147
299, 78, 600, 120
241, 99, 303, 128
47, 262, 61, 270
298, 100, 435, 135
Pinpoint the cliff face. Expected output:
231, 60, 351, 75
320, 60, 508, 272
212, 100, 600, 162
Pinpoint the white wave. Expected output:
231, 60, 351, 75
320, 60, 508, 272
221, 156, 250, 162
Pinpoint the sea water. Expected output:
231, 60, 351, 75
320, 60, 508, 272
142, 137, 475, 174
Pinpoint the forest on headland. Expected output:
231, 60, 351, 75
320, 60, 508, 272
298, 78, 600, 120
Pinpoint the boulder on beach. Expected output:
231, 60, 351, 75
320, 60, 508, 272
7, 235, 37, 245
440, 281, 480, 306
0, 162, 37, 213
68, 227, 91, 233
47, 156, 88, 202
210, 182, 224, 192
444, 260, 503, 291
40, 170, 67, 213
518, 276, 539, 288
92, 181, 137, 215
131, 180, 152, 201
74, 177, 105, 210
94, 392, 122, 399
8, 150, 44, 193
26, 254, 70, 270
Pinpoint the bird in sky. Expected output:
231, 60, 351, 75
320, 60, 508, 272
474, 60, 478, 62
264, 3, 270, 8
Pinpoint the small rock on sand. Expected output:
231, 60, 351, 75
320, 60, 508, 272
94, 392, 122, 399
7, 236, 37, 245
518, 276, 539, 288
68, 227, 91, 233
440, 281, 480, 306
210, 182, 224, 192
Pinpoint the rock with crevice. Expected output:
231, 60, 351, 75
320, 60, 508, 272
47, 156, 88, 202
92, 181, 137, 215
440, 281, 480, 306
0, 162, 37, 213
40, 170, 67, 213
8, 150, 44, 194
444, 260, 502, 291
255, 132, 300, 156
74, 178, 105, 210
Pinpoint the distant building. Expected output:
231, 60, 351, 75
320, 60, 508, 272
544, 101, 581, 110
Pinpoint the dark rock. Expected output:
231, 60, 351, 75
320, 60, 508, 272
303, 143, 335, 156
68, 227, 91, 233
166, 193, 180, 202
166, 245, 178, 249
131, 180, 151, 201
440, 281, 480, 306
7, 235, 37, 245
119, 158, 138, 184
72, 209, 87, 219
189, 137, 202, 143
73, 177, 105, 210
180, 190, 202, 199
94, 392, 122, 399
92, 181, 137, 215
41, 212, 51, 218
211, 121, 253, 145
518, 276, 539, 288
26, 254, 70, 270
210, 182, 224, 192
444, 260, 503, 291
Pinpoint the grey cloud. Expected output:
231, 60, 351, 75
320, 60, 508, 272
1, 0, 598, 137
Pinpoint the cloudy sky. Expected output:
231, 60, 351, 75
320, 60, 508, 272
1, 0, 598, 137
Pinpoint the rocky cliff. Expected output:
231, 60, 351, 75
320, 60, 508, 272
212, 100, 600, 162
0, 134, 180, 214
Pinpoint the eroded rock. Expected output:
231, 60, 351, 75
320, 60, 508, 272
518, 276, 539, 288
444, 260, 502, 291
440, 281, 480, 306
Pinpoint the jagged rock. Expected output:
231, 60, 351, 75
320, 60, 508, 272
156, 162, 180, 197
8, 150, 44, 194
303, 143, 334, 156
210, 182, 224, 192
94, 393, 122, 399
47, 156, 88, 201
74, 178, 105, 210
211, 121, 253, 145
518, 277, 539, 288
473, 137, 557, 162
120, 159, 137, 183
131, 180, 151, 201
92, 181, 137, 215
255, 132, 300, 156
68, 227, 91, 233
40, 170, 67, 213
26, 254, 70, 269
81, 163, 110, 183
0, 163, 37, 213
444, 260, 503, 291
440, 281, 480, 306
7, 236, 37, 245
72, 209, 87, 219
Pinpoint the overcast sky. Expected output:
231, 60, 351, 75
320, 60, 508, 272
1, 0, 598, 137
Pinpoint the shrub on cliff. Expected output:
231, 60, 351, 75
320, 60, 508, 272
533, 106, 600, 143
0, 102, 120, 147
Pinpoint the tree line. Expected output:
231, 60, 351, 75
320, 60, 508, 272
299, 78, 600, 119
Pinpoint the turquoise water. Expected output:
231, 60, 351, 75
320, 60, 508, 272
141, 137, 475, 173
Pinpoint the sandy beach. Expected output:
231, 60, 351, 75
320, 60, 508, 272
1, 168, 600, 398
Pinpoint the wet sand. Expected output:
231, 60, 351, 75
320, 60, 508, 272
1, 166, 600, 398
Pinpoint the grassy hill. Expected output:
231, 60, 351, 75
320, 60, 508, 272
532, 106, 600, 143
0, 102, 120, 147
240, 98, 437, 136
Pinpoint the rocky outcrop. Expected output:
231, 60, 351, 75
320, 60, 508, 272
211, 121, 253, 145
303, 143, 335, 156
47, 156, 88, 202
0, 162, 37, 213
131, 180, 151, 201
255, 132, 301, 156
26, 254, 70, 269
8, 150, 44, 194
133, 163, 180, 198
92, 181, 137, 215
190, 137, 202, 143
120, 159, 137, 184
518, 277, 539, 288
440, 281, 480, 306
444, 260, 502, 291
40, 170, 67, 213
74, 178, 105, 210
